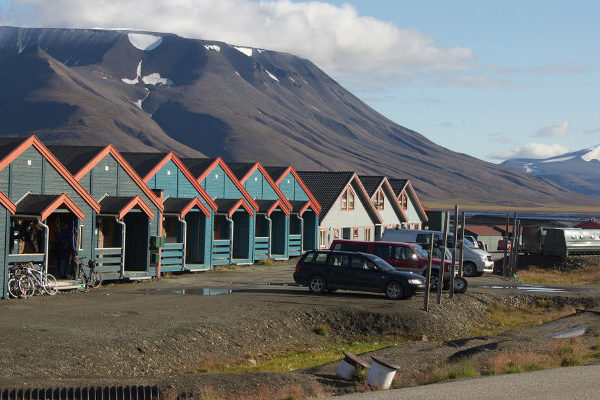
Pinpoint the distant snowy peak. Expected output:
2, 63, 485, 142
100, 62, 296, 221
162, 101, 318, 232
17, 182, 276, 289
233, 46, 253, 57
128, 33, 163, 51
581, 145, 600, 162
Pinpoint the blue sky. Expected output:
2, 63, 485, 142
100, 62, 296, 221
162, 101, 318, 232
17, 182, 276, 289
1, 0, 598, 162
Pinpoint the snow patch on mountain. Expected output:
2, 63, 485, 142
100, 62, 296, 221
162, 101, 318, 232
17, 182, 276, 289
142, 73, 173, 86
581, 145, 600, 162
234, 46, 253, 57
266, 70, 279, 82
122, 60, 142, 84
204, 44, 220, 52
541, 156, 573, 163
128, 33, 163, 51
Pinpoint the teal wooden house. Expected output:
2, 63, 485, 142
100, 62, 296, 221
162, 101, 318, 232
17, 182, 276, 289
121, 152, 217, 272
264, 166, 321, 255
0, 136, 102, 295
48, 144, 164, 280
229, 162, 292, 260
181, 157, 258, 265
0, 191, 15, 297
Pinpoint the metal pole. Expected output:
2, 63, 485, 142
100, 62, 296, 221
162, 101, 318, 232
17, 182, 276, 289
423, 232, 434, 312
459, 211, 465, 277
510, 212, 517, 278
502, 213, 508, 277
437, 212, 449, 304
514, 220, 521, 276
450, 204, 458, 298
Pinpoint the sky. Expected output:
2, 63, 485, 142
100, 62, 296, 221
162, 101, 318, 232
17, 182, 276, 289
0, 0, 598, 163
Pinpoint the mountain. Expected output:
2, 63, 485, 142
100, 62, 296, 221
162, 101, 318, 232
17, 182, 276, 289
502, 145, 600, 197
0, 26, 595, 208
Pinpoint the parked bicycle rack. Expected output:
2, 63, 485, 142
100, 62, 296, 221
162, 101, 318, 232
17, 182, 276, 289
0, 385, 160, 400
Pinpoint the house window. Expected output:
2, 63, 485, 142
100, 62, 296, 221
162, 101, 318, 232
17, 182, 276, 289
319, 229, 327, 249
375, 189, 385, 210
400, 193, 408, 210
352, 227, 359, 239
365, 227, 372, 241
334, 228, 340, 238
340, 187, 355, 211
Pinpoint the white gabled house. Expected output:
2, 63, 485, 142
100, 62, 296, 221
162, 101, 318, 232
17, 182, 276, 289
387, 178, 428, 230
296, 171, 382, 249
359, 176, 408, 237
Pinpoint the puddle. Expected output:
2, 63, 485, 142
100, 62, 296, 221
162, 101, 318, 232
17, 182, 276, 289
482, 284, 565, 293
170, 288, 233, 296
550, 325, 587, 339
242, 282, 302, 287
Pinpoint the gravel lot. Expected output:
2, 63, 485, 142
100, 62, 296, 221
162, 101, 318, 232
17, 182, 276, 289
1, 260, 599, 397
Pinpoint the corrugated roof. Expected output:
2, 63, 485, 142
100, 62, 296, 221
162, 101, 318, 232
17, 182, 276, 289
180, 158, 215, 178
263, 166, 288, 181
358, 176, 385, 197
387, 178, 408, 197
0, 137, 27, 162
46, 145, 105, 175
465, 225, 501, 236
120, 152, 168, 179
296, 171, 354, 218
227, 162, 256, 181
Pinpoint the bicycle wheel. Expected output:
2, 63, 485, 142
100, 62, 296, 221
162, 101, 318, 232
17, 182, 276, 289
42, 273, 59, 296
90, 270, 102, 288
7, 278, 20, 298
18, 275, 35, 298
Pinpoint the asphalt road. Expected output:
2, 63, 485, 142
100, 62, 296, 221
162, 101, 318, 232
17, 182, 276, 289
322, 364, 600, 400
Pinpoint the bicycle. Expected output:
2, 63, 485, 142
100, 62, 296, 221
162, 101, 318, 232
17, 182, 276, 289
18, 263, 58, 296
7, 263, 30, 298
76, 257, 102, 289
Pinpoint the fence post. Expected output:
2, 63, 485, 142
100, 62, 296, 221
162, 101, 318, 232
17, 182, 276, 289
437, 212, 449, 305
459, 211, 466, 277
449, 204, 458, 298
510, 212, 517, 277
423, 232, 434, 312
503, 213, 509, 277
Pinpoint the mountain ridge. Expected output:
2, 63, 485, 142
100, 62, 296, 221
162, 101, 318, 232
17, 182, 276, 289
0, 26, 596, 208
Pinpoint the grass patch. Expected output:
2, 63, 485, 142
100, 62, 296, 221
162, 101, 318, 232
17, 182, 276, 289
257, 258, 275, 266
417, 360, 479, 385
313, 324, 330, 336
517, 266, 600, 285
223, 339, 404, 373
212, 264, 239, 272
471, 300, 575, 336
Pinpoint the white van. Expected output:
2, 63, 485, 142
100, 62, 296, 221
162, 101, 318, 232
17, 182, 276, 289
380, 228, 494, 277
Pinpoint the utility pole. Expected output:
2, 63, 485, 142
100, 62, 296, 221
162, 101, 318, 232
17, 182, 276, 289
450, 204, 458, 298
459, 211, 465, 277
437, 212, 449, 305
502, 213, 509, 277
423, 232, 434, 312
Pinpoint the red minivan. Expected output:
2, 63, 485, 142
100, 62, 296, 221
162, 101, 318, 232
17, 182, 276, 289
330, 239, 456, 286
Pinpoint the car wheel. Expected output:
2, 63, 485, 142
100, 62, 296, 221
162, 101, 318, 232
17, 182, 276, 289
385, 281, 404, 300
429, 272, 440, 291
463, 262, 477, 277
308, 275, 327, 294
453, 277, 468, 294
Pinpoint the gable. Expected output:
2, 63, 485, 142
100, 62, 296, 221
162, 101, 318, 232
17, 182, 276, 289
200, 164, 243, 200
279, 171, 310, 202
147, 159, 212, 210
373, 187, 403, 227
321, 181, 376, 227
244, 169, 279, 201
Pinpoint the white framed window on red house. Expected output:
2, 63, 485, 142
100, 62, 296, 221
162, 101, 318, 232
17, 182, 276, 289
341, 187, 355, 211
352, 227, 359, 239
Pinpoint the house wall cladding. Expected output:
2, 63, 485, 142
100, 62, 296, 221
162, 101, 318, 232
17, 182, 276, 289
243, 169, 278, 200
405, 198, 422, 227
1, 147, 96, 260
322, 187, 375, 244
200, 164, 243, 199
376, 191, 402, 228
278, 172, 309, 202
1, 208, 9, 298
80, 153, 160, 239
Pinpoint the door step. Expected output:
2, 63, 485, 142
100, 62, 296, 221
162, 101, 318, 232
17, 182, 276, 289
125, 274, 152, 281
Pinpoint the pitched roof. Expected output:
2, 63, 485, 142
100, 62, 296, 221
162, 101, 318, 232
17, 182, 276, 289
15, 193, 84, 221
289, 200, 316, 216
214, 198, 254, 217
180, 157, 216, 178
227, 162, 256, 181
163, 197, 210, 217
0, 137, 28, 161
387, 178, 408, 197
358, 176, 385, 197
296, 171, 355, 218
99, 195, 154, 219
120, 152, 169, 179
263, 166, 288, 182
254, 199, 290, 216
465, 225, 501, 236
47, 145, 106, 175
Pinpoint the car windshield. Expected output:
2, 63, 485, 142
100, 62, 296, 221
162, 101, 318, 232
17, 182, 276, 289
363, 254, 395, 271
463, 238, 476, 248
413, 245, 429, 258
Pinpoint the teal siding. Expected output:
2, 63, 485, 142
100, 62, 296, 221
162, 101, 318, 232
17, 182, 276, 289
0, 208, 7, 298
0, 168, 8, 194
201, 165, 243, 200
244, 170, 278, 200
278, 172, 309, 202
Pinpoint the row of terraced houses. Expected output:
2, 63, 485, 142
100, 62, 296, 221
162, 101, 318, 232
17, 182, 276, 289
0, 136, 427, 297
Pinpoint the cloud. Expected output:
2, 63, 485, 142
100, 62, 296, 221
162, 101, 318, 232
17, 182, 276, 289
533, 121, 569, 137
488, 132, 511, 144
436, 74, 517, 88
489, 143, 570, 160
5, 0, 474, 81
534, 64, 589, 75
584, 126, 600, 134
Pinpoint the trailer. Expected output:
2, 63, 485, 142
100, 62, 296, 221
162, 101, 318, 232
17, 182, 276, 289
542, 228, 600, 257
